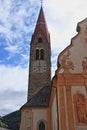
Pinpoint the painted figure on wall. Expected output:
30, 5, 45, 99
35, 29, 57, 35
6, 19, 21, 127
73, 91, 87, 124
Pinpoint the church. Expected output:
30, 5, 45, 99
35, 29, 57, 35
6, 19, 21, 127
19, 5, 87, 130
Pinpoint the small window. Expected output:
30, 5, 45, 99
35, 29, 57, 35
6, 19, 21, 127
40, 49, 44, 60
38, 37, 43, 43
36, 49, 39, 60
39, 121, 45, 130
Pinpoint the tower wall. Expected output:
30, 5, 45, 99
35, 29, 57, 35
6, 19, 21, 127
28, 37, 51, 99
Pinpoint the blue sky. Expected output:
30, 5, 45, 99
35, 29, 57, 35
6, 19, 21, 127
0, 0, 87, 116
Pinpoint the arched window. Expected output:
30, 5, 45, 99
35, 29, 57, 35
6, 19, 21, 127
36, 49, 44, 60
39, 121, 45, 130
36, 49, 39, 60
40, 49, 44, 60
38, 37, 43, 43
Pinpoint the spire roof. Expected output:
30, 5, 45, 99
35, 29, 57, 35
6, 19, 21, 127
37, 6, 46, 24
31, 6, 50, 43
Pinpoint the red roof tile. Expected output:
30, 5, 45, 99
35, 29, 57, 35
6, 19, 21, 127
31, 6, 50, 43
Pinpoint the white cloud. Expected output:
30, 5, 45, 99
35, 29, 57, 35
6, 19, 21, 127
0, 65, 28, 115
21, 53, 29, 60
0, 65, 28, 91
44, 0, 87, 55
0, 0, 40, 62
5, 44, 19, 54
0, 0, 39, 47
0, 89, 26, 116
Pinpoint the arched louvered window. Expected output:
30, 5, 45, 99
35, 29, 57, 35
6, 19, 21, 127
36, 49, 39, 60
40, 49, 44, 60
38, 37, 43, 43
39, 121, 45, 130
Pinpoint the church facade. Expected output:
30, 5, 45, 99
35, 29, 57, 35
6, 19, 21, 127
20, 6, 87, 130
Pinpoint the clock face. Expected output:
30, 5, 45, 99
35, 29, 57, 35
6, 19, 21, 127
39, 60, 47, 72
33, 60, 47, 73
33, 61, 40, 73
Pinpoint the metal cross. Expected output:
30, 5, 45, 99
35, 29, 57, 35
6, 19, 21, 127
40, 0, 43, 6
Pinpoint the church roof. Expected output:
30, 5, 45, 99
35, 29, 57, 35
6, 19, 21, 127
21, 86, 51, 108
31, 6, 50, 43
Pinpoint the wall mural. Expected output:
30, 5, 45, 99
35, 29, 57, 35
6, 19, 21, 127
73, 91, 87, 125
60, 50, 74, 73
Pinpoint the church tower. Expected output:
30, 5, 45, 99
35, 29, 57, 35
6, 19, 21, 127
20, 5, 52, 130
28, 6, 51, 100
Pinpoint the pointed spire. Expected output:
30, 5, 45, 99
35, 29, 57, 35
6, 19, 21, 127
31, 6, 50, 43
37, 6, 46, 25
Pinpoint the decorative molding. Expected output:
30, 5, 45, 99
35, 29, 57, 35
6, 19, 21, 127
58, 73, 87, 86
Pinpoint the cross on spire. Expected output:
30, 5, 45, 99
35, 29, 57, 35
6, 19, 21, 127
40, 0, 43, 6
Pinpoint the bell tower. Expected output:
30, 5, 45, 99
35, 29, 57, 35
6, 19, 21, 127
28, 6, 51, 100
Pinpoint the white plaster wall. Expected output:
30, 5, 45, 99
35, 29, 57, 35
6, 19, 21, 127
32, 109, 47, 130
20, 109, 32, 130
51, 95, 58, 130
